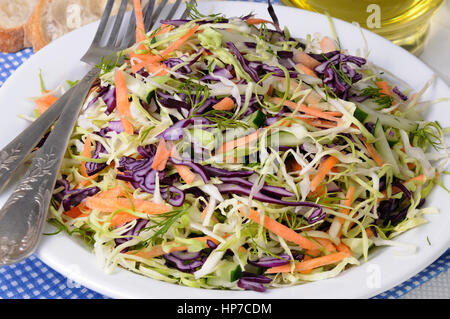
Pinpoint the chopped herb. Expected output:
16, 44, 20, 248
360, 86, 394, 108
143, 207, 189, 247
95, 52, 123, 76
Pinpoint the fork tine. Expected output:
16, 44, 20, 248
108, 0, 129, 47
148, 0, 168, 31
121, 6, 137, 49
143, 0, 156, 31
92, 0, 115, 45
163, 0, 182, 22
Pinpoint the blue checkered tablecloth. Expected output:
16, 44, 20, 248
0, 0, 449, 300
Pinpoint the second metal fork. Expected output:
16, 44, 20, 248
0, 0, 185, 266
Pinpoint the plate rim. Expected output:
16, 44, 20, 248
0, 0, 448, 299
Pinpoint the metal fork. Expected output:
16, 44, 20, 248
0, 0, 184, 266
0, 0, 168, 193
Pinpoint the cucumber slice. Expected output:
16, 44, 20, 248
123, 73, 170, 104
354, 106, 368, 123
230, 265, 243, 282
385, 128, 400, 147
357, 103, 418, 132
373, 119, 400, 176
267, 124, 308, 147
214, 260, 242, 282
246, 109, 266, 128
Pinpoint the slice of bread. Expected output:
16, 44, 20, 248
0, 0, 38, 52
4, 0, 187, 53
26, 0, 169, 52
27, 0, 119, 52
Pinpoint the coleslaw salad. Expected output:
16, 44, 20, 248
29, 0, 449, 292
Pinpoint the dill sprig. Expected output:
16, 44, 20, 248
282, 211, 305, 230
412, 121, 444, 151
360, 86, 394, 109
323, 83, 339, 100
179, 79, 211, 115
249, 236, 290, 260
46, 218, 96, 247
95, 52, 123, 76
142, 207, 189, 247
201, 109, 251, 130
328, 61, 352, 86
186, 0, 223, 21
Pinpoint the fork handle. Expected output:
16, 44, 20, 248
0, 84, 78, 192
0, 67, 100, 266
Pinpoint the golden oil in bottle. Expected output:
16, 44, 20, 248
281, 0, 445, 55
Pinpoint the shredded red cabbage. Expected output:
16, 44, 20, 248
156, 117, 210, 141
226, 42, 260, 83
163, 252, 205, 272
219, 176, 295, 198
393, 86, 408, 101
203, 165, 254, 177
62, 186, 100, 211
314, 53, 366, 98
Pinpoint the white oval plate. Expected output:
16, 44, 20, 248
0, 1, 448, 299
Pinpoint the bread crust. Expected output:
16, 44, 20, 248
25, 0, 48, 52
0, 26, 26, 53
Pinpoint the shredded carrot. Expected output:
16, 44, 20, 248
245, 18, 277, 26
336, 242, 352, 254
161, 24, 199, 56
267, 85, 274, 97
404, 174, 426, 184
365, 227, 374, 238
295, 116, 338, 129
35, 94, 58, 114
287, 158, 302, 173
313, 237, 337, 252
338, 185, 356, 225
376, 81, 392, 97
296, 63, 318, 78
133, 24, 200, 68
376, 81, 394, 106
265, 251, 351, 274
95, 186, 127, 199
218, 129, 261, 154
270, 97, 343, 124
239, 207, 318, 250
114, 69, 134, 135
80, 135, 91, 178
131, 60, 168, 75
77, 136, 100, 187
200, 203, 210, 220
110, 212, 140, 227
85, 196, 171, 215
298, 255, 314, 274
133, 0, 146, 43
305, 249, 321, 257
310, 156, 339, 192
152, 139, 171, 171
361, 136, 384, 167
173, 164, 196, 184
320, 36, 337, 53
293, 50, 321, 69
333, 185, 357, 237
212, 97, 235, 111
64, 205, 89, 219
